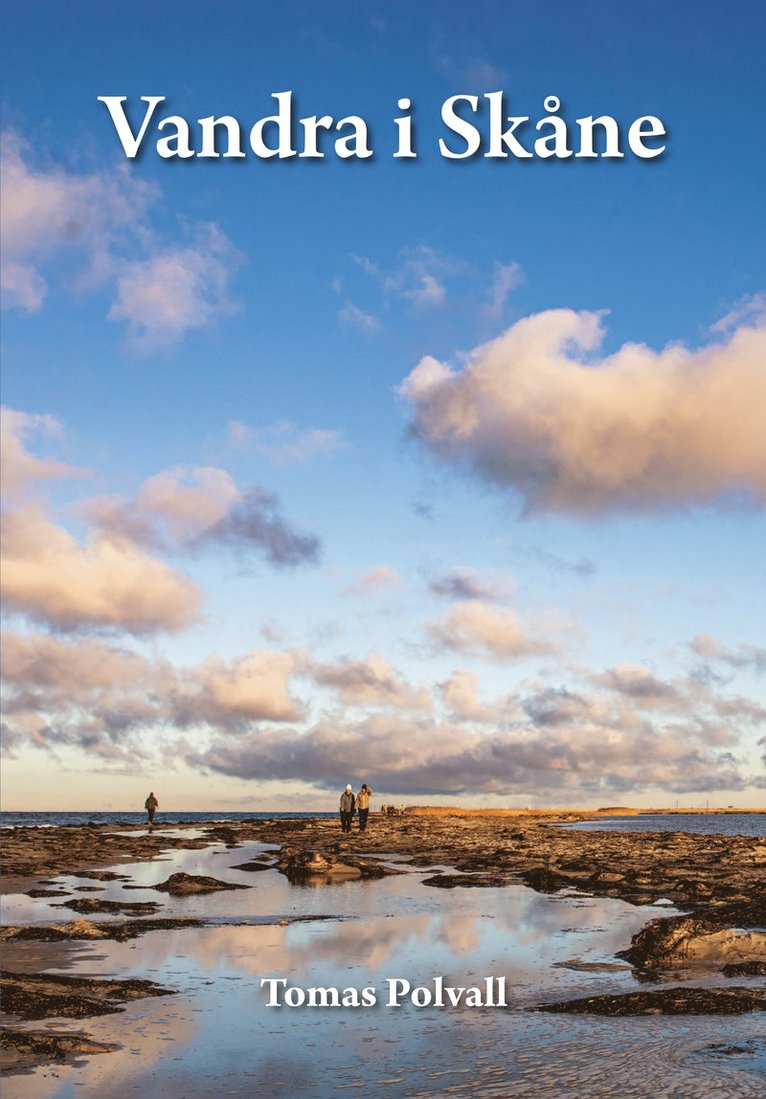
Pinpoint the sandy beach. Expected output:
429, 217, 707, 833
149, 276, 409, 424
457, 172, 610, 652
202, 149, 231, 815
2, 809, 764, 1094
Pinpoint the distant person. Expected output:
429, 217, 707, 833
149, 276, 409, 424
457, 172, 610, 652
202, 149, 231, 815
144, 792, 159, 826
356, 784, 373, 831
339, 784, 355, 833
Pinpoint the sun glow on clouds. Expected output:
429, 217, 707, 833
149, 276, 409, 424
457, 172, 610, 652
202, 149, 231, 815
401, 309, 766, 514
2, 506, 202, 633
1, 389, 764, 801
0, 407, 320, 638
2, 281, 765, 802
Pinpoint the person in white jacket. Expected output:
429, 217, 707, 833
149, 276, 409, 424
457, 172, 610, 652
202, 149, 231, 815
339, 785, 355, 832
356, 784, 373, 831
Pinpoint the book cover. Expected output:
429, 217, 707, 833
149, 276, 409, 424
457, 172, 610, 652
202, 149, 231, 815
2, 2, 764, 1096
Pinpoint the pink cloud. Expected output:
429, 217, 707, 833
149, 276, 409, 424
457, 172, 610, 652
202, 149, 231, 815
1, 408, 87, 498
401, 309, 766, 514
427, 600, 555, 660
2, 506, 202, 634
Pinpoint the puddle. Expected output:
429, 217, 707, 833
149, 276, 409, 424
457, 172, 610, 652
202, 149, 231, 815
4, 841, 765, 1097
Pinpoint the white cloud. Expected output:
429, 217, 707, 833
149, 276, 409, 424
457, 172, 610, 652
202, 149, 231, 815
1, 409, 321, 640
401, 308, 766, 514
87, 465, 321, 566
389, 245, 449, 308
190, 651, 305, 723
137, 466, 239, 540
439, 669, 512, 723
108, 224, 242, 348
0, 408, 87, 498
0, 131, 154, 312
427, 600, 555, 660
354, 245, 462, 311
1, 133, 242, 348
690, 634, 766, 675
345, 566, 404, 597
228, 420, 344, 466
188, 701, 758, 797
1, 632, 305, 758
482, 260, 523, 321
428, 566, 512, 603
311, 654, 432, 711
710, 292, 766, 334
4, 625, 763, 797
338, 300, 380, 333
1, 506, 202, 634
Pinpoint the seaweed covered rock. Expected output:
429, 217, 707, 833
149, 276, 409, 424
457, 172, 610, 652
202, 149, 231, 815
421, 873, 509, 888
0, 970, 174, 1021
152, 873, 250, 895
619, 901, 766, 969
276, 847, 399, 884
540, 986, 766, 1016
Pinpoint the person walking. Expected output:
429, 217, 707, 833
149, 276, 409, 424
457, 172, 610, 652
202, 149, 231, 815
356, 784, 373, 831
339, 784, 355, 833
144, 791, 159, 826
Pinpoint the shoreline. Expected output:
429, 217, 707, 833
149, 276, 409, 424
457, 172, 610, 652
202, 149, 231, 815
3, 805, 764, 818
2, 812, 764, 1075
405, 806, 766, 817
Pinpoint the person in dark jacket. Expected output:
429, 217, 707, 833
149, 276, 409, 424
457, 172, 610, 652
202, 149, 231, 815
144, 792, 159, 826
339, 784, 355, 832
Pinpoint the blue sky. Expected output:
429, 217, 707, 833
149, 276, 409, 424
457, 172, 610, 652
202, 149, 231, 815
2, 0, 765, 810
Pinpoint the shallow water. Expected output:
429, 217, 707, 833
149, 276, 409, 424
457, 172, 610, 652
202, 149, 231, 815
3, 840, 765, 1097
0, 812, 338, 830
555, 812, 766, 838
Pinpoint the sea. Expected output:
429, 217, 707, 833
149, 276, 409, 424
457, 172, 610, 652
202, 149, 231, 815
554, 811, 766, 839
0, 810, 337, 829
1, 809, 764, 836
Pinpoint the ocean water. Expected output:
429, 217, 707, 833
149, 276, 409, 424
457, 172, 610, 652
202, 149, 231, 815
2, 809, 765, 836
0, 811, 337, 829
554, 812, 766, 839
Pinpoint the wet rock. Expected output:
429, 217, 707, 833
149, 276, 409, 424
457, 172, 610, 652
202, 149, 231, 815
25, 889, 71, 898
619, 908, 766, 969
50, 898, 162, 916
276, 848, 399, 884
278, 849, 362, 882
230, 860, 274, 872
1, 1028, 117, 1067
71, 871, 131, 882
203, 826, 241, 847
539, 986, 766, 1015
0, 970, 174, 1021
421, 873, 509, 888
588, 870, 626, 885
721, 960, 766, 977
0, 917, 204, 943
520, 867, 574, 893
152, 872, 250, 895
559, 859, 596, 873
674, 878, 714, 901
0, 825, 213, 880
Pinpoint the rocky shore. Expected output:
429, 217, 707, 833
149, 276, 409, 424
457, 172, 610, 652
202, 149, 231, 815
2, 811, 764, 1071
